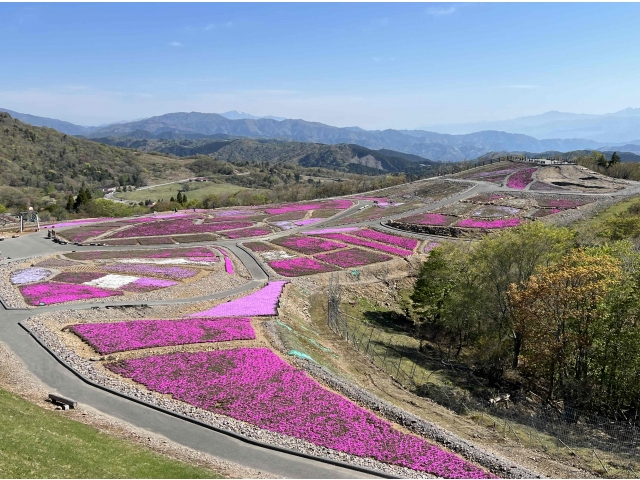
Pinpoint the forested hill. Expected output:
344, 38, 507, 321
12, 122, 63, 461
93, 136, 438, 173
0, 112, 189, 199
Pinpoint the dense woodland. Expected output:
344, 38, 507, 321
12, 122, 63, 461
410, 220, 640, 417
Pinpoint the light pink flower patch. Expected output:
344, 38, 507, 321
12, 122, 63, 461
272, 236, 347, 255
457, 218, 521, 229
20, 282, 122, 305
315, 248, 391, 268
190, 281, 288, 317
268, 258, 338, 277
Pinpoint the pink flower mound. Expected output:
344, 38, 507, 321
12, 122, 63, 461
269, 258, 337, 277
397, 213, 450, 226
506, 168, 536, 190
66, 247, 216, 261
70, 317, 255, 354
351, 229, 418, 250
303, 227, 359, 235
224, 257, 234, 274
102, 264, 198, 280
457, 218, 522, 229
265, 199, 352, 215
110, 219, 253, 238
315, 248, 391, 268
107, 348, 493, 478
223, 227, 271, 239
121, 277, 178, 293
20, 282, 122, 305
190, 281, 288, 317
312, 233, 412, 257
273, 236, 347, 255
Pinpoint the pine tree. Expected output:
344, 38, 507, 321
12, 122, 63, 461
181, 194, 187, 205
609, 151, 621, 168
65, 194, 75, 212
176, 192, 183, 204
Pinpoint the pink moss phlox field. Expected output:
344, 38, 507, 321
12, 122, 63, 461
311, 233, 413, 257
121, 277, 178, 293
265, 199, 352, 215
506, 168, 536, 190
223, 227, 271, 239
397, 213, 451, 226
268, 257, 338, 277
273, 236, 347, 255
110, 219, 253, 238
539, 198, 588, 209
19, 282, 122, 305
457, 218, 522, 229
107, 348, 493, 478
303, 227, 359, 235
70, 317, 255, 354
102, 264, 198, 280
10, 268, 52, 285
66, 227, 115, 242
224, 258, 234, 274
294, 218, 323, 226
52, 271, 106, 284
242, 242, 275, 252
315, 248, 391, 268
350, 229, 417, 250
65, 247, 216, 261
190, 281, 288, 317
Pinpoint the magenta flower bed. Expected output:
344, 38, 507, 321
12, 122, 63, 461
506, 168, 536, 190
20, 282, 122, 305
350, 229, 418, 251
223, 227, 271, 239
269, 257, 338, 277
224, 258, 234, 274
538, 198, 589, 208
304, 227, 359, 235
121, 277, 178, 293
107, 348, 493, 478
70, 317, 255, 354
65, 247, 216, 261
102, 264, 198, 280
51, 271, 106, 284
243, 242, 276, 252
110, 219, 253, 238
272, 236, 347, 255
190, 281, 287, 317
311, 233, 413, 257
457, 218, 522, 229
315, 248, 391, 268
265, 199, 352, 215
396, 213, 455, 226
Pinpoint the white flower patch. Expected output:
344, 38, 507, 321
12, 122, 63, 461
84, 274, 139, 289
112, 258, 214, 266
261, 250, 296, 261
11, 268, 52, 285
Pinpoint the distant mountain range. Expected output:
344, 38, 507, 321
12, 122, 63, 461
426, 108, 640, 143
93, 136, 437, 174
3, 107, 640, 162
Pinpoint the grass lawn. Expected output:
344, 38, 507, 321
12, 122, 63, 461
0, 388, 223, 478
115, 181, 249, 203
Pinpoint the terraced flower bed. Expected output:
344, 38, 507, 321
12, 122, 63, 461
70, 317, 255, 354
20, 282, 122, 305
271, 236, 347, 255
462, 193, 509, 204
100, 238, 140, 246
137, 237, 176, 245
309, 233, 413, 257
59, 226, 120, 242
109, 219, 253, 238
222, 227, 271, 239
315, 248, 391, 268
120, 277, 179, 293
64, 247, 217, 262
506, 168, 536, 190
303, 227, 359, 235
33, 258, 80, 268
10, 268, 52, 285
170, 233, 217, 243
350, 229, 418, 251
536, 198, 590, 209
470, 205, 521, 218
190, 281, 287, 317
242, 242, 277, 252
394, 213, 458, 226
268, 257, 338, 277
107, 348, 493, 478
264, 199, 352, 215
101, 264, 198, 280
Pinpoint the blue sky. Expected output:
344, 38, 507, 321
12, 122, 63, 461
2, 2, 639, 129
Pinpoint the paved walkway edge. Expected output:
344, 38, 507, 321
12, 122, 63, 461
18, 320, 396, 479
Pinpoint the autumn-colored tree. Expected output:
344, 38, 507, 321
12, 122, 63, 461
509, 248, 623, 407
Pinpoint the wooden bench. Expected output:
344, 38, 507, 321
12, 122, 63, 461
48, 393, 77, 410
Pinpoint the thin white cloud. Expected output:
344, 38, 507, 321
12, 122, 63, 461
426, 6, 456, 16
170, 41, 183, 47
204, 23, 215, 31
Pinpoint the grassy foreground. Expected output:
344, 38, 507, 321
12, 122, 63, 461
0, 388, 222, 478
